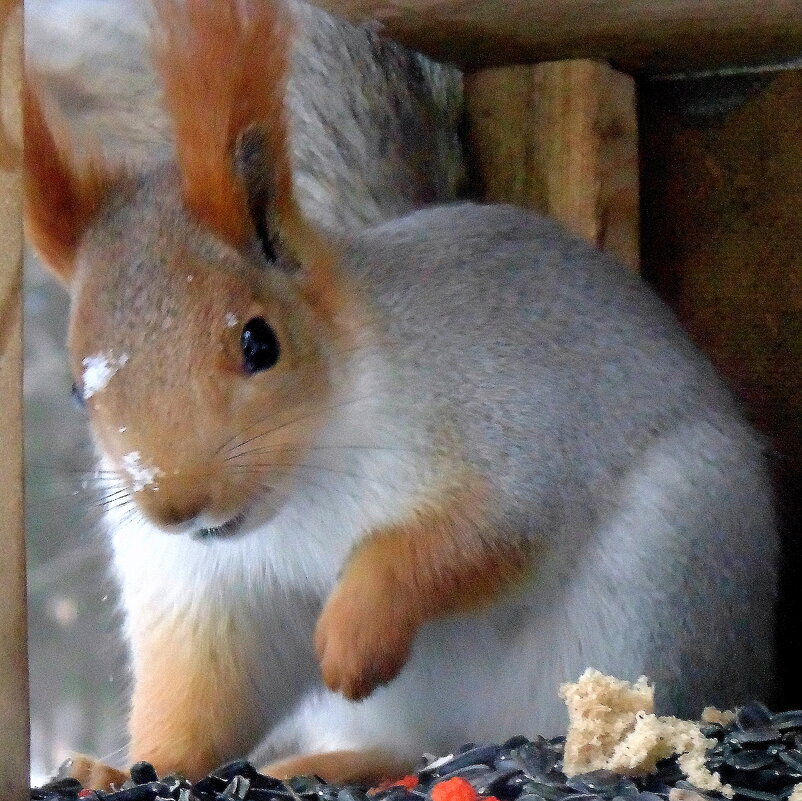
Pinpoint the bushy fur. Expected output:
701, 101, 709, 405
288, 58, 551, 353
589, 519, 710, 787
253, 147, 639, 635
25, 0, 465, 228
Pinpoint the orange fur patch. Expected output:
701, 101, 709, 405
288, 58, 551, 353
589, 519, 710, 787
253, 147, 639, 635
128, 607, 265, 781
151, 0, 347, 341
262, 750, 415, 785
151, 0, 295, 248
315, 480, 535, 700
23, 80, 118, 280
66, 754, 129, 792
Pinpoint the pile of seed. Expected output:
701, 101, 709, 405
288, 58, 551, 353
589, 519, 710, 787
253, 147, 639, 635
31, 703, 802, 801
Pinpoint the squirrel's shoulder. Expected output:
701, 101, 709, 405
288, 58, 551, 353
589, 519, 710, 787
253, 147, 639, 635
345, 201, 635, 300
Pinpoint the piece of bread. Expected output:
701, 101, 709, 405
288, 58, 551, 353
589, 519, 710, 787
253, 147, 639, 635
560, 669, 733, 797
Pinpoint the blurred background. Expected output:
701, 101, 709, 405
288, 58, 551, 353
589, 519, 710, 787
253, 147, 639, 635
25, 254, 129, 785
24, 0, 166, 783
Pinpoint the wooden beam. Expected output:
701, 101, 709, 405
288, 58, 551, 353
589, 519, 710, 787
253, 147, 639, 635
465, 60, 639, 271
304, 0, 802, 73
0, 0, 29, 798
639, 68, 802, 708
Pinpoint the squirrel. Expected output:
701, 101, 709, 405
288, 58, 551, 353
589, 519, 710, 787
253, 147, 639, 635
25, 0, 777, 790
24, 0, 465, 227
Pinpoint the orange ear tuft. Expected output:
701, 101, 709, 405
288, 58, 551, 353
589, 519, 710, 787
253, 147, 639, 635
151, 0, 298, 249
23, 80, 116, 282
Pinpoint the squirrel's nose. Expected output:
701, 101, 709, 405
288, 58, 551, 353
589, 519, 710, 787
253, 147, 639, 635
136, 478, 210, 529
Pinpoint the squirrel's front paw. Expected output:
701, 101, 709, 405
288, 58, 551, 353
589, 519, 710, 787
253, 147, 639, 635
60, 753, 129, 791
314, 584, 414, 701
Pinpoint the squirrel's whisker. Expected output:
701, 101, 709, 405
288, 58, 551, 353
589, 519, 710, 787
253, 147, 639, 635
221, 392, 377, 460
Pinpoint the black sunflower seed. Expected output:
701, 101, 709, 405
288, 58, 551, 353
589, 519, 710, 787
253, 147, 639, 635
504, 737, 532, 751
489, 772, 535, 798
35, 777, 84, 796
495, 756, 524, 773
567, 772, 635, 795
771, 713, 802, 732
731, 788, 784, 801
745, 768, 791, 791
671, 781, 702, 792
103, 781, 169, 800
514, 742, 560, 779
729, 729, 783, 746
130, 762, 160, 785
382, 789, 415, 801
777, 749, 802, 775
223, 775, 252, 799
215, 762, 262, 782
338, 788, 370, 801
446, 746, 503, 773
639, 777, 672, 796
29, 701, 802, 801
192, 774, 230, 796
738, 705, 774, 732
470, 768, 512, 792
727, 751, 777, 771
521, 781, 574, 801
434, 765, 497, 785
287, 775, 326, 794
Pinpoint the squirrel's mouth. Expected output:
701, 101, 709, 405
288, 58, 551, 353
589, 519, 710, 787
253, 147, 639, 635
193, 510, 248, 540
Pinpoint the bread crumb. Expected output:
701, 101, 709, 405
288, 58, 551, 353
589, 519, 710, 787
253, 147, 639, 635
789, 784, 802, 801
560, 669, 733, 798
560, 669, 654, 776
677, 738, 732, 796
669, 789, 708, 801
701, 707, 736, 726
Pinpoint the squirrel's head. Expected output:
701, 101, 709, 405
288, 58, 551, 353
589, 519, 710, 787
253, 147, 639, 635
25, 0, 355, 536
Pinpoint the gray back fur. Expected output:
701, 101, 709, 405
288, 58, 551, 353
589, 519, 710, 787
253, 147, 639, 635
348, 203, 776, 716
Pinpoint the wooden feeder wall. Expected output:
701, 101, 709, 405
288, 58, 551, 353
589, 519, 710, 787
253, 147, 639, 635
1, 1, 800, 798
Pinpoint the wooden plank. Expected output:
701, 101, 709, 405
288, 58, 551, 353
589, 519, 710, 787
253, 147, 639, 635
465, 60, 639, 271
639, 68, 802, 708
304, 0, 802, 73
0, 0, 29, 798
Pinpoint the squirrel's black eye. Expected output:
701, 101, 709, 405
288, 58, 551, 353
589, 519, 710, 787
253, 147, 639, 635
71, 381, 86, 408
241, 316, 280, 374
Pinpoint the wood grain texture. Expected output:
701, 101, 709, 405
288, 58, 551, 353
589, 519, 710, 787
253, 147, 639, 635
0, 0, 29, 798
640, 68, 802, 709
466, 60, 639, 271
303, 0, 802, 73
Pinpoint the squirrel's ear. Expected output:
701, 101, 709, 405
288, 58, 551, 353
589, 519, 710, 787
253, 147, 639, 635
234, 124, 335, 277
152, 0, 332, 272
23, 81, 115, 283
234, 126, 280, 264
